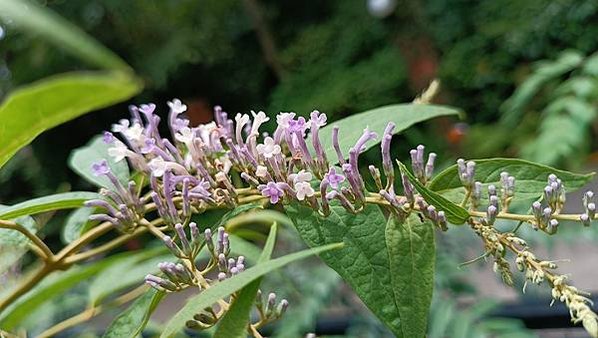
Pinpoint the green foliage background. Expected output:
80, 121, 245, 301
1, 0, 598, 336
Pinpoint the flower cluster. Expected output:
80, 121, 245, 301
89, 99, 445, 229
86, 99, 598, 336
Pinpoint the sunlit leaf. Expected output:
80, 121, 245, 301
0, 71, 142, 168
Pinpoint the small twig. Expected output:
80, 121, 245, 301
458, 251, 490, 269
36, 284, 148, 338
0, 220, 54, 261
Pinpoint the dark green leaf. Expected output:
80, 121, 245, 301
0, 0, 130, 71
61, 207, 99, 244
319, 104, 461, 161
0, 192, 101, 220
428, 158, 594, 206
160, 242, 341, 337
69, 135, 130, 189
0, 71, 142, 168
386, 214, 435, 338
398, 161, 470, 224
213, 223, 277, 338
285, 202, 403, 336
102, 288, 165, 338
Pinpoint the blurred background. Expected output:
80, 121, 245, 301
1, 0, 598, 337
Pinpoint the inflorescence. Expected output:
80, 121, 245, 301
85, 99, 598, 336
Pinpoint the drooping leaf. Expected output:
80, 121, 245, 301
0, 253, 128, 329
0, 207, 39, 274
319, 104, 461, 161
61, 207, 99, 244
160, 243, 341, 338
386, 214, 435, 338
88, 248, 169, 306
285, 202, 403, 336
0, 192, 101, 220
398, 161, 470, 225
0, 71, 142, 168
213, 223, 277, 338
428, 158, 594, 206
69, 135, 130, 189
0, 0, 130, 71
102, 288, 165, 338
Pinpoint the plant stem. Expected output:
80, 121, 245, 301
0, 220, 54, 261
36, 284, 148, 338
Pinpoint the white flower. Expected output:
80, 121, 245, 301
256, 165, 268, 178
295, 181, 315, 201
148, 157, 168, 177
250, 111, 269, 137
197, 122, 217, 145
124, 123, 144, 142
111, 119, 130, 133
167, 98, 187, 115
107, 141, 128, 162
256, 137, 281, 159
276, 112, 296, 129
290, 169, 312, 184
175, 127, 195, 145
235, 113, 250, 126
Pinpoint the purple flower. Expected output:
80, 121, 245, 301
324, 167, 345, 189
259, 182, 285, 204
288, 116, 309, 135
103, 131, 115, 144
91, 160, 111, 176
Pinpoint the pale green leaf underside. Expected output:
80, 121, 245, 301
61, 207, 99, 244
0, 71, 142, 168
69, 135, 130, 189
319, 103, 461, 161
285, 202, 403, 336
161, 242, 341, 337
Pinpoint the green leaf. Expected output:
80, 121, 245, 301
0, 192, 100, 220
0, 71, 142, 168
69, 135, 130, 189
428, 158, 594, 206
0, 253, 127, 329
319, 104, 461, 161
161, 242, 341, 337
285, 202, 403, 336
61, 207, 99, 244
102, 288, 165, 338
0, 0, 130, 71
501, 50, 584, 127
0, 209, 39, 273
398, 161, 470, 224
88, 248, 170, 306
386, 214, 435, 338
213, 223, 277, 338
